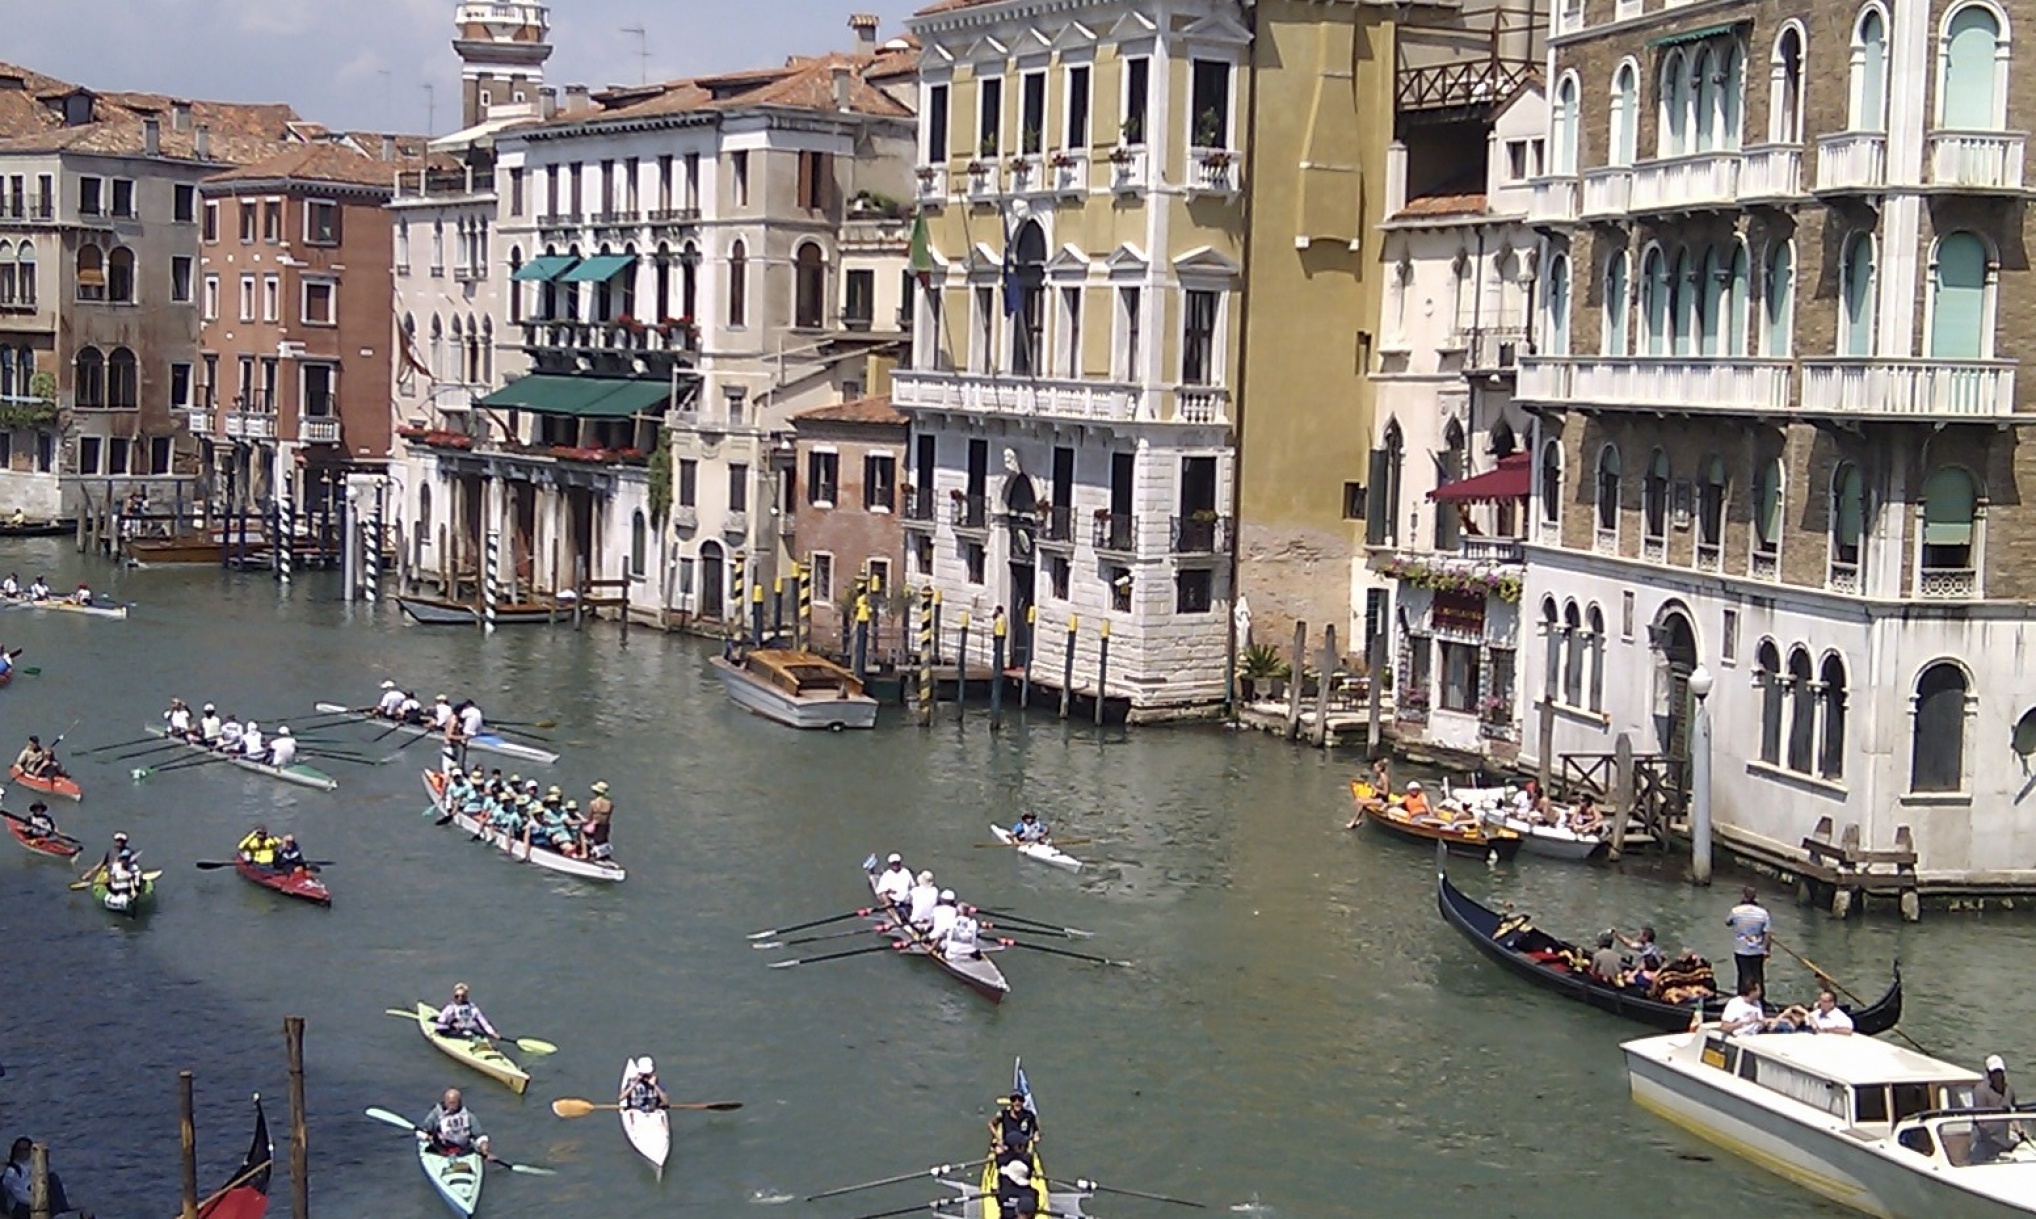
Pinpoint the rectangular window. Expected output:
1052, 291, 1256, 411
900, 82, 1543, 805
170, 257, 193, 302
973, 285, 995, 373
1722, 607, 1740, 664
1343, 480, 1366, 520
238, 275, 255, 322
1058, 286, 1083, 377
811, 552, 834, 601
1123, 58, 1150, 144
963, 540, 986, 585
304, 200, 340, 245
599, 159, 615, 214
1065, 66, 1092, 149
1047, 554, 1070, 599
731, 151, 749, 207
1439, 641, 1482, 712
169, 362, 192, 408
509, 168, 525, 216
865, 557, 891, 597
729, 463, 749, 513
302, 279, 335, 325
303, 364, 334, 416
1408, 634, 1434, 700
77, 435, 101, 475
843, 268, 875, 329
545, 164, 559, 216
925, 83, 950, 161
1118, 286, 1142, 379
202, 274, 220, 321
78, 176, 102, 216
569, 162, 583, 215
978, 78, 1003, 157
1108, 564, 1132, 612
807, 450, 839, 506
238, 200, 257, 241
262, 199, 282, 242
150, 436, 172, 475
1176, 568, 1214, 614
202, 200, 218, 242
1189, 60, 1231, 149
677, 458, 697, 507
107, 437, 129, 476
173, 184, 195, 222
865, 453, 896, 512
262, 274, 279, 322
912, 534, 934, 577
1182, 290, 1218, 385
1020, 72, 1046, 154
797, 151, 832, 211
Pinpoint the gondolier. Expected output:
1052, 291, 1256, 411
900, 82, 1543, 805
419, 1088, 490, 1158
990, 1090, 1039, 1164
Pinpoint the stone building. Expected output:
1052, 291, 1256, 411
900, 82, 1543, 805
1520, 0, 2036, 881
790, 392, 910, 651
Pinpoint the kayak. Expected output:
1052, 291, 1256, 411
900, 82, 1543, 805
196, 1095, 272, 1219
313, 702, 559, 765
234, 858, 332, 906
990, 824, 1085, 872
10, 765, 81, 800
408, 1001, 529, 1093
93, 870, 157, 917
5, 817, 82, 859
144, 726, 339, 792
417, 1139, 484, 1217
620, 1059, 671, 1178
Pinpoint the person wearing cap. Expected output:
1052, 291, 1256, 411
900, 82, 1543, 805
620, 1057, 668, 1113
1396, 779, 1431, 818
376, 680, 405, 718
240, 720, 266, 760
266, 725, 298, 769
237, 824, 281, 868
1009, 811, 1050, 844
993, 1155, 1041, 1216
1973, 1054, 2024, 1160
198, 702, 223, 744
939, 902, 983, 962
86, 831, 137, 880
23, 800, 57, 840
164, 697, 193, 737
582, 783, 614, 860
873, 854, 913, 906
907, 870, 940, 927
397, 691, 424, 725
430, 695, 455, 731
433, 983, 500, 1041
926, 889, 960, 940
989, 1089, 1040, 1167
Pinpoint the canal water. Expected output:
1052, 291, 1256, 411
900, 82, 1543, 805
0, 541, 2027, 1219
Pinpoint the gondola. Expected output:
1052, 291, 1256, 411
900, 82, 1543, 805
1435, 871, 1903, 1034
197, 1094, 273, 1219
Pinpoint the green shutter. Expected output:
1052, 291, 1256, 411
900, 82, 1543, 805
1929, 233, 1987, 359
1943, 9, 2000, 130
1923, 468, 1975, 546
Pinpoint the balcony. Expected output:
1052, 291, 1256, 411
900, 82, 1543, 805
1462, 328, 1526, 376
1527, 176, 1579, 226
1174, 386, 1229, 424
1005, 155, 1042, 197
1580, 167, 1632, 219
647, 207, 700, 225
1460, 536, 1524, 564
1918, 566, 1978, 599
300, 417, 341, 444
947, 494, 988, 532
1170, 513, 1231, 555
224, 410, 276, 440
1629, 152, 1742, 213
1040, 504, 1074, 545
962, 162, 1001, 203
1827, 559, 1861, 595
901, 485, 937, 525
1814, 132, 1886, 194
1799, 358, 2017, 419
1107, 147, 1149, 195
175, 406, 214, 436
1927, 131, 2026, 192
1739, 144, 1803, 201
1187, 148, 1240, 198
1092, 512, 1136, 554
914, 167, 945, 206
1518, 357, 1793, 414
894, 370, 1148, 424
1048, 156, 1089, 197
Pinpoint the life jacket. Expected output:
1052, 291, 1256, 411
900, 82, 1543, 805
434, 1106, 475, 1147
441, 1002, 484, 1034
625, 1077, 660, 1110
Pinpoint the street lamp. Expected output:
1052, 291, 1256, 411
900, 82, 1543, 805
1688, 664, 1714, 885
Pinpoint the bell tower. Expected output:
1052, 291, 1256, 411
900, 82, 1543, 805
451, 2, 552, 129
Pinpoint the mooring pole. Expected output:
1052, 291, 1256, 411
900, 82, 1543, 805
1060, 615, 1077, 720
286, 1016, 309, 1219
28, 1144, 48, 1219
990, 608, 1007, 731
1094, 620, 1110, 727
956, 611, 971, 721
180, 1070, 199, 1219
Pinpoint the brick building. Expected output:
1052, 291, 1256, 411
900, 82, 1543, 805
1520, 0, 2036, 881
790, 392, 908, 652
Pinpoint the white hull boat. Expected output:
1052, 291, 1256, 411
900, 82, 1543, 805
710, 649, 878, 731
422, 771, 626, 883
314, 702, 559, 765
990, 825, 1084, 872
143, 726, 338, 791
4, 595, 127, 619
620, 1059, 670, 1178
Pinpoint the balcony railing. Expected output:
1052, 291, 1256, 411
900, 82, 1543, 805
670, 504, 697, 530
300, 417, 340, 444
894, 370, 1145, 423
1814, 132, 1887, 193
224, 410, 276, 440
1175, 386, 1230, 425
963, 162, 1002, 202
1739, 144, 1803, 200
1049, 156, 1089, 197
648, 207, 700, 224
1918, 567, 1978, 599
1460, 536, 1524, 564
1170, 514, 1231, 554
1041, 504, 1073, 544
1005, 156, 1042, 196
1519, 357, 1793, 413
901, 485, 937, 523
947, 494, 988, 531
1527, 175, 1579, 226
1092, 512, 1136, 554
1580, 167, 1632, 219
1927, 131, 2026, 192
1827, 560, 1860, 595
1188, 148, 1240, 197
1629, 152, 1742, 212
175, 406, 214, 436
915, 168, 945, 205
1107, 147, 1149, 194
1800, 358, 2017, 418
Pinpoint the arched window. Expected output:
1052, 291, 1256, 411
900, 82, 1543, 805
1756, 640, 1784, 764
681, 241, 700, 320
1819, 653, 1848, 779
1659, 50, 1689, 157
507, 246, 524, 322
1938, 5, 2007, 131
727, 239, 748, 328
1587, 605, 1607, 711
1929, 231, 1991, 359
1910, 661, 1968, 792
1698, 245, 1724, 355
1539, 438, 1562, 527
1920, 466, 1978, 579
1762, 240, 1794, 356
481, 317, 494, 383
630, 510, 647, 578
1603, 250, 1629, 356
1643, 449, 1670, 546
1008, 221, 1047, 375
73, 346, 104, 407
794, 242, 826, 330
17, 242, 34, 307
0, 241, 12, 306
429, 315, 444, 381
0, 345, 13, 399
1562, 601, 1584, 706
1641, 246, 1669, 354
107, 347, 137, 408
1719, 45, 1745, 151
1840, 232, 1875, 356
1697, 454, 1727, 563
1542, 598, 1561, 697
1851, 6, 1890, 132
106, 246, 134, 303
1552, 75, 1580, 175
1610, 62, 1639, 167
1668, 247, 1693, 356
1786, 646, 1816, 772
653, 242, 672, 322
1830, 461, 1865, 582
75, 244, 105, 301
1752, 453, 1783, 568
1543, 253, 1570, 356
1726, 242, 1750, 356
1595, 443, 1621, 538
1379, 420, 1404, 545
1693, 47, 1719, 152
1771, 25, 1806, 144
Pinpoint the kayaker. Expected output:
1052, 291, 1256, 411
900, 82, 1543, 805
375, 680, 404, 719
990, 1090, 1040, 1165
198, 703, 222, 744
906, 870, 939, 927
872, 854, 913, 906
620, 1058, 669, 1112
927, 889, 959, 940
940, 903, 983, 961
1010, 812, 1050, 843
0, 574, 16, 597
238, 826, 281, 867
274, 835, 307, 873
434, 983, 501, 1041
24, 801, 56, 838
418, 1088, 490, 1158
13, 735, 56, 779
87, 831, 137, 879
993, 1158, 1040, 1217
164, 698, 193, 737
70, 583, 91, 606
240, 722, 266, 760
25, 576, 48, 602
266, 726, 297, 768
430, 695, 455, 730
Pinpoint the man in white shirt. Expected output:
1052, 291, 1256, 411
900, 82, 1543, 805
376, 680, 404, 718
218, 716, 245, 752
941, 904, 983, 961
431, 696, 455, 730
906, 871, 939, 927
1719, 981, 1768, 1034
267, 726, 297, 768
1804, 990, 1853, 1035
457, 700, 485, 738
165, 698, 193, 736
872, 854, 913, 907
198, 703, 223, 743
926, 890, 959, 941
241, 722, 265, 759
398, 692, 423, 724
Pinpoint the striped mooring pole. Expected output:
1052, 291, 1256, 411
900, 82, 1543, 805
483, 529, 501, 634
277, 489, 293, 584
917, 585, 934, 727
796, 561, 813, 650
363, 488, 381, 603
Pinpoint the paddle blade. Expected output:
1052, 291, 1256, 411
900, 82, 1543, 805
363, 1107, 417, 1132
549, 1098, 601, 1119
513, 1037, 558, 1056
669, 1100, 744, 1111
504, 1163, 558, 1177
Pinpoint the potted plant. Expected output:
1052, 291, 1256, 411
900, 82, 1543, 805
1398, 685, 1431, 719
1108, 145, 1136, 166
1237, 641, 1291, 703
616, 313, 647, 334
1048, 150, 1079, 170
1119, 115, 1143, 145
916, 165, 940, 185
1199, 148, 1234, 170
1194, 108, 1223, 149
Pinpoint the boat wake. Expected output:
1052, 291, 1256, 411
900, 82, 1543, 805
749, 1188, 797, 1204
1228, 1194, 1275, 1216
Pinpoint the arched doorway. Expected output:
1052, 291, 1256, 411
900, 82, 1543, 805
1654, 607, 1699, 761
699, 540, 724, 619
1002, 457, 1039, 667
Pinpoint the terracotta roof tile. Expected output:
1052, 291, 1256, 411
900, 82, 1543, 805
202, 142, 443, 191
0, 61, 300, 165
568, 49, 914, 127
794, 395, 906, 426
1392, 191, 1488, 219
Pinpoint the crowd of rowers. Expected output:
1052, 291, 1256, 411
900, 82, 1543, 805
440, 769, 616, 860
0, 573, 97, 605
160, 699, 303, 768
869, 853, 990, 963
1347, 759, 1610, 837
372, 680, 488, 739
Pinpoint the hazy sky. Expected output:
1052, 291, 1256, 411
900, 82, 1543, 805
15, 0, 924, 134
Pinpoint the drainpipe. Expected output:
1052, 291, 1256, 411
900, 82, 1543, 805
1224, 0, 1264, 718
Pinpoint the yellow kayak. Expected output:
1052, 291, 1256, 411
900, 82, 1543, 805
409, 1001, 530, 1094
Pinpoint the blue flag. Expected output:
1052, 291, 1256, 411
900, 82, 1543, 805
1014, 1057, 1036, 1118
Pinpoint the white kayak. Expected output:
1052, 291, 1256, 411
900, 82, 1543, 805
620, 1059, 671, 1178
991, 824, 1084, 872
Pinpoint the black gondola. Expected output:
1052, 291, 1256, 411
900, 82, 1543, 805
197, 1094, 273, 1219
1436, 870, 1903, 1034
0, 519, 73, 538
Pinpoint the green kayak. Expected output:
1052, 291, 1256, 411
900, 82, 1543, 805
418, 1139, 484, 1216
92, 871, 157, 917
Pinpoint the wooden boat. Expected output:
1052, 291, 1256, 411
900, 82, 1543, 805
2, 594, 129, 620
12, 764, 81, 800
407, 1000, 529, 1093
144, 727, 339, 792
314, 702, 559, 765
709, 647, 879, 731
422, 771, 626, 883
1440, 781, 1607, 861
936, 1061, 1088, 1219
990, 824, 1084, 872
417, 1138, 484, 1217
196, 1095, 273, 1219
398, 595, 557, 626
1436, 871, 1903, 1034
865, 866, 1009, 1002
1351, 781, 1520, 860
128, 534, 234, 565
234, 858, 332, 907
93, 869, 157, 917
5, 815, 81, 859
619, 1059, 670, 1178
0, 518, 73, 538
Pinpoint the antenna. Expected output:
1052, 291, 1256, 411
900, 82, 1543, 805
422, 83, 436, 136
622, 25, 650, 85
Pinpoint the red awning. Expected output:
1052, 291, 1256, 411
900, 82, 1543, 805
1429, 452, 1531, 504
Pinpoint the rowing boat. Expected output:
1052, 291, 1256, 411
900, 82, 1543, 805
1351, 780, 1519, 860
865, 866, 1009, 1002
314, 702, 559, 765
407, 1000, 529, 1093
2, 595, 128, 620
5, 817, 81, 859
620, 1058, 671, 1178
0, 518, 73, 538
417, 1138, 484, 1217
422, 771, 626, 883
937, 1060, 1086, 1219
93, 870, 156, 917
11, 765, 80, 800
197, 1095, 273, 1219
989, 825, 1084, 872
145, 726, 339, 791
234, 858, 332, 906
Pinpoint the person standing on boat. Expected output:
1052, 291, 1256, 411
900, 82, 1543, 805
375, 680, 404, 718
906, 871, 939, 928
238, 825, 281, 867
1725, 886, 1771, 994
1972, 1055, 2024, 1161
418, 1088, 490, 1158
266, 726, 297, 768
582, 783, 614, 861
440, 711, 469, 775
873, 854, 913, 907
430, 695, 455, 731
1011, 812, 1050, 843
198, 703, 222, 744
434, 983, 501, 1042
990, 1091, 1040, 1165
620, 1058, 668, 1112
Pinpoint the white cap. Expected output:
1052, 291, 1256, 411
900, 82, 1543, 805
246, 722, 258, 731
380, 680, 395, 689
1001, 1161, 1031, 1185
278, 726, 291, 736
1406, 780, 1423, 791
437, 694, 449, 702
638, 1056, 655, 1075
916, 870, 934, 884
939, 889, 955, 902
886, 853, 902, 864
203, 703, 215, 712
1988, 1054, 2007, 1072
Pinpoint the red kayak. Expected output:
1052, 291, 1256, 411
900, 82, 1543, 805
234, 858, 331, 906
10, 765, 81, 800
6, 815, 82, 859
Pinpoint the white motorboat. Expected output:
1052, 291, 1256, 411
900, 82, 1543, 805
990, 824, 1084, 872
1443, 780, 1607, 861
1624, 1025, 2036, 1217
709, 648, 878, 731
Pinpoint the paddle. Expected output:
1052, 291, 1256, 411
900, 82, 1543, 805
1075, 1178, 1205, 1208
492, 718, 559, 731
108, 741, 189, 761
195, 860, 335, 870
994, 938, 1132, 968
1768, 935, 1926, 1053
974, 908, 1095, 939
975, 837, 1092, 849
746, 909, 880, 940
69, 868, 161, 890
361, 1108, 557, 1175
981, 920, 1077, 940
767, 941, 909, 969
486, 723, 555, 745
377, 1009, 557, 1055
806, 1159, 991, 1201
750, 925, 884, 950
549, 1097, 743, 1118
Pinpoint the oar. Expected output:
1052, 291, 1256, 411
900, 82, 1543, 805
981, 921, 1076, 940
974, 908, 1095, 939
361, 1108, 557, 1175
0, 809, 80, 850
492, 718, 559, 731
195, 860, 336, 870
767, 941, 908, 969
844, 1199, 984, 1219
301, 752, 382, 767
1075, 1179, 1206, 1208
79, 733, 173, 755
994, 938, 1132, 968
487, 723, 555, 744
68, 868, 160, 890
751, 925, 885, 950
376, 1009, 557, 1055
746, 908, 880, 940
975, 837, 1092, 848
1768, 935, 1927, 1053
132, 753, 230, 779
108, 740, 188, 761
807, 1159, 991, 1201
549, 1097, 743, 1117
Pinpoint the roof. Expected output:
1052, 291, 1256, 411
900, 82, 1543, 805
203, 142, 445, 192
0, 62, 301, 164
1430, 452, 1529, 503
1393, 191, 1489, 220
549, 46, 917, 131
794, 395, 906, 427
1731, 1031, 1979, 1088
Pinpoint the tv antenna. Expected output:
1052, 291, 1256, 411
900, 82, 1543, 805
622, 26, 650, 85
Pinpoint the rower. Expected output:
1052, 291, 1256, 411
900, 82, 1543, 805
24, 801, 56, 838
621, 1058, 668, 1112
418, 1088, 490, 1159
274, 834, 307, 873
13, 735, 54, 779
433, 983, 500, 1041
90, 831, 136, 878
218, 714, 245, 753
989, 1089, 1040, 1166
198, 703, 223, 744
398, 692, 423, 725
237, 825, 281, 868
1010, 811, 1050, 843
993, 1159, 1040, 1218
926, 889, 959, 940
456, 698, 485, 739
240, 721, 266, 759
26, 576, 48, 602
104, 853, 140, 900
0, 573, 17, 597
940, 903, 983, 961
430, 695, 455, 730
872, 853, 913, 907
164, 698, 193, 737
266, 726, 297, 768
906, 870, 939, 927
70, 583, 91, 606
375, 680, 404, 719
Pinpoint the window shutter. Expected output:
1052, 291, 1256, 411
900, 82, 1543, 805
1365, 449, 1390, 545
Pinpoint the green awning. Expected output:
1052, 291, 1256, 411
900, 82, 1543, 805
579, 379, 674, 418
511, 255, 578, 283
1647, 21, 1745, 47
478, 375, 667, 418
557, 254, 636, 283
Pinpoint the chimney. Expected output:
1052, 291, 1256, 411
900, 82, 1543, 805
195, 124, 211, 161
171, 101, 192, 132
849, 13, 880, 49
564, 84, 590, 115
832, 65, 853, 112
540, 86, 558, 120
381, 134, 397, 161
142, 117, 160, 157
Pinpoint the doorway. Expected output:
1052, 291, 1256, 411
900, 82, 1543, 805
699, 541, 724, 619
1656, 609, 1698, 761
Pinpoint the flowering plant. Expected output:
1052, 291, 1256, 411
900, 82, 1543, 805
1377, 554, 1523, 604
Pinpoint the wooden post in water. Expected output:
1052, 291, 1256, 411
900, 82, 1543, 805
931, 590, 944, 664
772, 576, 784, 642
28, 1143, 48, 1219
1020, 605, 1035, 709
180, 1070, 199, 1219
1094, 619, 1110, 726
1285, 621, 1307, 741
955, 611, 970, 720
916, 586, 935, 727
1312, 624, 1337, 748
1366, 615, 1384, 751
285, 1015, 308, 1219
1060, 615, 1077, 720
1609, 731, 1634, 862
990, 608, 1006, 731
